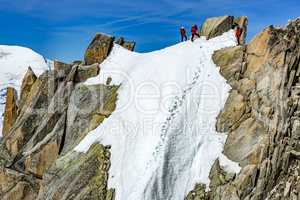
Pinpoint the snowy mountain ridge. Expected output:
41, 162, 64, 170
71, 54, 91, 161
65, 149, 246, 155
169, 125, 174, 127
1, 16, 300, 200
75, 30, 240, 200
0, 28, 241, 200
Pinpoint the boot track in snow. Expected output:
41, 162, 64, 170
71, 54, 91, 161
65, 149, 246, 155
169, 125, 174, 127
75, 31, 241, 200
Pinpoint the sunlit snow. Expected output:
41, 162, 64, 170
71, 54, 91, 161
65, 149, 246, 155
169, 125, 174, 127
76, 30, 241, 200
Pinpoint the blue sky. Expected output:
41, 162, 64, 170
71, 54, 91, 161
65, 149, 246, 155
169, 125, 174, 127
0, 0, 299, 62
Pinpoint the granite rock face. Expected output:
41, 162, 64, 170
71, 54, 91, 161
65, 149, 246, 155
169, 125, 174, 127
84, 33, 135, 65
74, 63, 100, 82
84, 33, 115, 65
37, 144, 113, 200
115, 37, 135, 51
53, 61, 72, 80
0, 31, 125, 199
0, 167, 41, 200
61, 83, 118, 154
19, 67, 37, 110
0, 64, 117, 198
2, 87, 18, 137
212, 46, 245, 86
188, 18, 300, 200
122, 41, 136, 51
200, 16, 234, 40
216, 90, 246, 132
200, 15, 247, 43
1, 15, 300, 200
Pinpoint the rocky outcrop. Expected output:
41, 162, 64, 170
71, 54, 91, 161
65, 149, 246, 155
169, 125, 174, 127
2, 15, 300, 200
265, 161, 300, 199
122, 41, 136, 51
212, 46, 245, 86
200, 16, 234, 39
19, 67, 37, 110
84, 33, 135, 65
2, 87, 18, 137
115, 37, 135, 51
223, 117, 268, 167
84, 33, 115, 65
74, 63, 100, 82
0, 30, 125, 200
188, 18, 300, 200
61, 83, 118, 154
0, 66, 116, 167
53, 61, 72, 80
0, 167, 41, 200
216, 90, 246, 132
208, 159, 236, 200
37, 144, 113, 200
185, 184, 208, 200
115, 37, 125, 46
200, 16, 247, 42
3, 71, 60, 162
21, 111, 67, 178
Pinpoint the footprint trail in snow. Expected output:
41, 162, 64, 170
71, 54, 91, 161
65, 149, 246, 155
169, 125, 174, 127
75, 31, 240, 200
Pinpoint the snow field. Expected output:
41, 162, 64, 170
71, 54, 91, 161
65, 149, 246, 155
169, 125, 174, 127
74, 30, 241, 200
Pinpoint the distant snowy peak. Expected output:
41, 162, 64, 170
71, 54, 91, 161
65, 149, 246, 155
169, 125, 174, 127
0, 45, 50, 136
0, 45, 50, 90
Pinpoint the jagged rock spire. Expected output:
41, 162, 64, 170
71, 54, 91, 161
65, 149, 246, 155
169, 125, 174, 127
84, 33, 136, 65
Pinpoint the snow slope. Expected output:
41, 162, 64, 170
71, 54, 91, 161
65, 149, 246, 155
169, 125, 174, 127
0, 45, 50, 136
75, 31, 241, 200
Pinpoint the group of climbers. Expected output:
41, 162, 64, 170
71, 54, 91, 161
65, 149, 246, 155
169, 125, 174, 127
179, 23, 243, 45
180, 24, 200, 42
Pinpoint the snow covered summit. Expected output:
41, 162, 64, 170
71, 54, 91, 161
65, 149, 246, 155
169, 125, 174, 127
0, 45, 50, 136
75, 30, 240, 200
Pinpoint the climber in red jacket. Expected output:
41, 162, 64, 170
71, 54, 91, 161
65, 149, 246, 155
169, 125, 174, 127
235, 25, 242, 45
180, 26, 188, 42
191, 24, 200, 42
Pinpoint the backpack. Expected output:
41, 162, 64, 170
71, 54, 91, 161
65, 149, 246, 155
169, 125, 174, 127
236, 27, 242, 37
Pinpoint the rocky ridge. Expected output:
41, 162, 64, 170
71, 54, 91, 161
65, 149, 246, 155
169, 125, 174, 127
199, 16, 247, 45
186, 17, 300, 200
0, 34, 127, 199
0, 15, 299, 200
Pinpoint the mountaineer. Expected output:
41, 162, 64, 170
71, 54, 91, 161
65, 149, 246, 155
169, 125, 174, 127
180, 26, 188, 42
235, 25, 242, 45
191, 24, 200, 42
